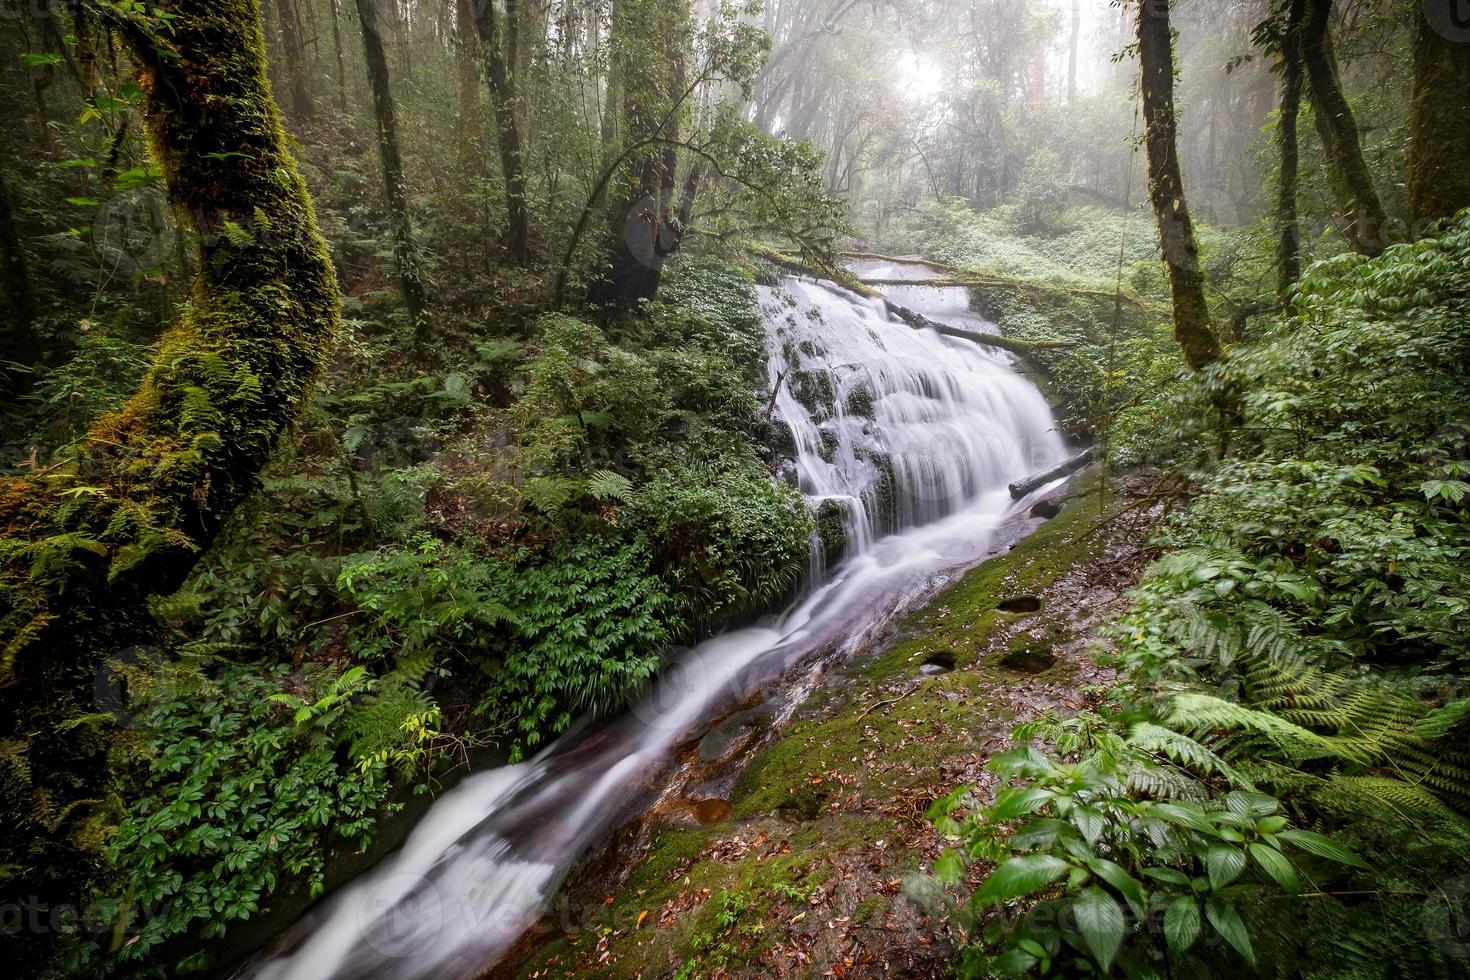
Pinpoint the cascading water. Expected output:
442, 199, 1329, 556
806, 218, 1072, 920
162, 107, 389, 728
246, 262, 1065, 980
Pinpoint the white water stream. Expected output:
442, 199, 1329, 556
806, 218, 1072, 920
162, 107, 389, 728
247, 261, 1064, 980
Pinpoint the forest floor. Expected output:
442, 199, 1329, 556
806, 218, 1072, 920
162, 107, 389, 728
499, 468, 1172, 979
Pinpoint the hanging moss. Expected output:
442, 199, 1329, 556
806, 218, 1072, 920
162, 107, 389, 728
0, 3, 340, 968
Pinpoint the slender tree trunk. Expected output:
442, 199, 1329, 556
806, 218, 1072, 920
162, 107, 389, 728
0, 3, 340, 964
454, 0, 482, 162
1301, 0, 1388, 255
355, 0, 432, 337
1277, 0, 1304, 299
1137, 0, 1222, 371
276, 0, 315, 119
1406, 1, 1470, 231
0, 164, 38, 396
1068, 0, 1080, 103
473, 0, 531, 264
329, 0, 349, 112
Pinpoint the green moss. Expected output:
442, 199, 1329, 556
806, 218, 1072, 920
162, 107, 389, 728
516, 470, 1123, 978
790, 369, 834, 420
815, 499, 849, 566
853, 895, 886, 925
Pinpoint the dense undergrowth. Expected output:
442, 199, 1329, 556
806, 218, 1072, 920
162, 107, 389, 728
927, 217, 1470, 977
23, 249, 811, 974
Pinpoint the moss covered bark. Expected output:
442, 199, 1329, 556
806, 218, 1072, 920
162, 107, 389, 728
355, 0, 431, 337
1137, 0, 1222, 371
1301, 0, 1389, 256
473, 0, 531, 264
1276, 0, 1305, 299
0, 1, 339, 965
1406, 2, 1470, 231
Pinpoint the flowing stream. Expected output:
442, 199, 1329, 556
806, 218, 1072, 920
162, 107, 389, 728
248, 260, 1065, 980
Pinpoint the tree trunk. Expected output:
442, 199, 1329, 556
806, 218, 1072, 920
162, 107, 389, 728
1301, 0, 1388, 255
276, 0, 315, 119
588, 0, 691, 316
0, 164, 38, 396
355, 0, 432, 337
473, 0, 531, 264
1137, 0, 1222, 371
454, 0, 482, 163
0, 1, 340, 964
1068, 0, 1080, 103
1276, 0, 1304, 299
1406, 1, 1470, 231
329, 0, 348, 111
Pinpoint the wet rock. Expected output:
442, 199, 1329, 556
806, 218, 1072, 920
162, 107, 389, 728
816, 499, 850, 565
844, 383, 876, 419
997, 596, 1043, 614
1031, 499, 1062, 519
690, 798, 733, 825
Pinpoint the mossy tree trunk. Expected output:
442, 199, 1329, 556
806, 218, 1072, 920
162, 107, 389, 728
1276, 0, 1305, 299
0, 163, 37, 396
1406, 2, 1470, 231
473, 0, 531, 265
1301, 0, 1389, 256
1137, 0, 1222, 371
354, 0, 432, 339
0, 1, 340, 963
588, 0, 694, 316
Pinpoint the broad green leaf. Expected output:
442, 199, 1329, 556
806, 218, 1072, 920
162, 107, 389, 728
1203, 844, 1246, 890
974, 854, 1070, 905
1072, 886, 1126, 972
1087, 856, 1148, 915
1249, 842, 1298, 893
990, 786, 1053, 821
1205, 896, 1254, 965
1163, 895, 1201, 953
1279, 829, 1370, 869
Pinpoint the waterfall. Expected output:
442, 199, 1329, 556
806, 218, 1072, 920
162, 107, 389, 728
246, 263, 1065, 980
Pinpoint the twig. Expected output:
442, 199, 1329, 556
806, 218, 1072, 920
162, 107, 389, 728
857, 684, 919, 721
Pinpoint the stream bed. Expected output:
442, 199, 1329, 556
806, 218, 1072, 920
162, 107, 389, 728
244, 261, 1066, 980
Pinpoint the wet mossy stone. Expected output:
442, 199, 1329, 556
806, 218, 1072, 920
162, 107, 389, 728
791, 369, 835, 419
815, 499, 850, 565
844, 383, 876, 419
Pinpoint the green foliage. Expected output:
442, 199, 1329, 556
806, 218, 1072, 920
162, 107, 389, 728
75, 662, 402, 971
630, 459, 812, 624
468, 536, 677, 758
927, 746, 1363, 978
930, 220, 1470, 977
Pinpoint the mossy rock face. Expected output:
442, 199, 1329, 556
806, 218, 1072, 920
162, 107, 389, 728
791, 369, 835, 420
843, 382, 876, 419
815, 498, 850, 565
817, 425, 840, 463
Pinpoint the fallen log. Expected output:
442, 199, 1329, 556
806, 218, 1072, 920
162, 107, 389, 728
883, 301, 1071, 363
750, 244, 1068, 369
1008, 448, 1096, 499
